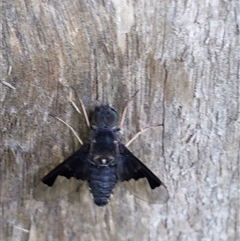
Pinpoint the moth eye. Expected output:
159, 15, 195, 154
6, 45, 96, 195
94, 110, 104, 125
106, 108, 118, 125
92, 106, 118, 127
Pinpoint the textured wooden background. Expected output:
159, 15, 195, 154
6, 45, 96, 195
1, 0, 239, 241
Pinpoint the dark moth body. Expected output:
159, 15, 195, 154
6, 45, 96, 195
36, 105, 169, 206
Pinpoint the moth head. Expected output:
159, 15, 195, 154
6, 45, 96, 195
91, 105, 118, 129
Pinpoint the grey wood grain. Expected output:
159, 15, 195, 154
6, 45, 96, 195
1, 0, 239, 241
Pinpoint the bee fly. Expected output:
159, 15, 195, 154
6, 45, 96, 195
34, 100, 169, 206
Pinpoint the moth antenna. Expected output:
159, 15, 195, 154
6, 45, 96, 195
119, 90, 139, 129
51, 115, 83, 145
125, 124, 163, 147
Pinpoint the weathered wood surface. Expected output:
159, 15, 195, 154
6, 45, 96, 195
1, 0, 239, 241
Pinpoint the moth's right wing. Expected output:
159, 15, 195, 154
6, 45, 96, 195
117, 144, 169, 204
33, 143, 90, 201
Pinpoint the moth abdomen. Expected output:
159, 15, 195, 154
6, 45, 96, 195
88, 164, 117, 206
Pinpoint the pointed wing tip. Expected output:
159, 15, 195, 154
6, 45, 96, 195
154, 184, 170, 204
33, 182, 52, 201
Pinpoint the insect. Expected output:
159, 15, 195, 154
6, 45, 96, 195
34, 96, 169, 206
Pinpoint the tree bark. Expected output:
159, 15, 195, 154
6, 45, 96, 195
1, 0, 239, 241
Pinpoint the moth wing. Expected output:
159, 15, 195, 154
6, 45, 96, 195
33, 143, 90, 201
117, 144, 169, 204
123, 178, 169, 204
33, 176, 82, 201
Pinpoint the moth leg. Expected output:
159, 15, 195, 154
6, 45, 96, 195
69, 91, 90, 128
119, 90, 139, 129
76, 95, 90, 129
69, 91, 81, 115
51, 115, 83, 145
125, 124, 162, 147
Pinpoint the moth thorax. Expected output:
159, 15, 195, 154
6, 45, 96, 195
92, 155, 115, 166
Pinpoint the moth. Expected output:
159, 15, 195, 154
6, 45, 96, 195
34, 104, 169, 206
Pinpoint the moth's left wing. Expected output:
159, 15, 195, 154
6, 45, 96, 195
33, 143, 90, 201
117, 144, 169, 204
